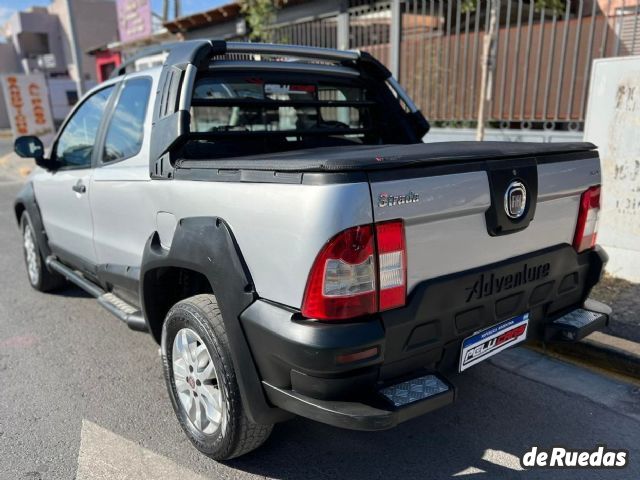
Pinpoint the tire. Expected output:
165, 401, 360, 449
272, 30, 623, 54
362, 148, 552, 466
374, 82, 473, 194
20, 211, 66, 292
161, 294, 273, 460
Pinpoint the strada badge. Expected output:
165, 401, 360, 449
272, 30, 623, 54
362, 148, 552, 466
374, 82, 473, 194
378, 191, 420, 208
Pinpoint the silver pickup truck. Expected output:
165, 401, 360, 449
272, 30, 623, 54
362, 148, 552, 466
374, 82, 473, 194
13, 41, 611, 460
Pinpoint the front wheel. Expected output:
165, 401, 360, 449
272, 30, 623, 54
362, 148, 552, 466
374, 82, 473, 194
20, 211, 66, 292
161, 294, 273, 460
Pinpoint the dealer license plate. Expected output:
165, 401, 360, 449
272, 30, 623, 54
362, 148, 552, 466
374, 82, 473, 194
459, 313, 529, 372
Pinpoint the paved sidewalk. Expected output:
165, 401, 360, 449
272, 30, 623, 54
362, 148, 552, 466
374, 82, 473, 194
0, 151, 32, 182
591, 274, 640, 343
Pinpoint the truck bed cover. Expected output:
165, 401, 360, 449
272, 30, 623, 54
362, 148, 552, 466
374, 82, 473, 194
176, 141, 596, 173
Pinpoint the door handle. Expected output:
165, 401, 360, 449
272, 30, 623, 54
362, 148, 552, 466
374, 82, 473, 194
72, 181, 86, 194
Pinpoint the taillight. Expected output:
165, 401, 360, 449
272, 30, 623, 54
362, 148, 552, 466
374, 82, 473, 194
573, 186, 601, 253
301, 220, 407, 321
376, 220, 407, 311
301, 225, 377, 320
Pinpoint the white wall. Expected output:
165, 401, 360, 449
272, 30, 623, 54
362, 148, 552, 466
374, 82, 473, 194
47, 78, 95, 123
48, 0, 118, 83
584, 56, 640, 282
0, 43, 20, 129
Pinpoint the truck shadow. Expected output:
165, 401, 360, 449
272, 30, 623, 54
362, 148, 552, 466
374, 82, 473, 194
55, 285, 91, 299
223, 363, 631, 480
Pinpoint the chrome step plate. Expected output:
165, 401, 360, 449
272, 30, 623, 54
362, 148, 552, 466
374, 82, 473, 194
379, 374, 450, 407
101, 292, 137, 315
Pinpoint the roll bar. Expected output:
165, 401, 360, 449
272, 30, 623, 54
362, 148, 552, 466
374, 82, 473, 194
141, 40, 427, 179
112, 41, 361, 79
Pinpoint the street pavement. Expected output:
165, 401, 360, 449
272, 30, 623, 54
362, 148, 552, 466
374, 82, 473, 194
0, 160, 639, 479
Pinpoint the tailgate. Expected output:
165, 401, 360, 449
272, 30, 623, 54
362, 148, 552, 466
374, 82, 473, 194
369, 150, 602, 293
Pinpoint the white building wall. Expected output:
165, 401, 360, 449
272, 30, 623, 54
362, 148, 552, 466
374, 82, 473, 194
0, 43, 20, 129
48, 0, 119, 84
584, 56, 640, 282
0, 0, 117, 129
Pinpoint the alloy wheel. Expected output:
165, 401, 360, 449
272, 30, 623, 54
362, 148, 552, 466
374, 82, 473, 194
23, 224, 40, 286
172, 328, 225, 435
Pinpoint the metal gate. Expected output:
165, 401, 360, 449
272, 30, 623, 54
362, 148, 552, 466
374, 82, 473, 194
267, 0, 639, 132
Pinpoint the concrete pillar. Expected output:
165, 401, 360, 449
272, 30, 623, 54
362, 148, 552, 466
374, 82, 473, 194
389, 0, 402, 79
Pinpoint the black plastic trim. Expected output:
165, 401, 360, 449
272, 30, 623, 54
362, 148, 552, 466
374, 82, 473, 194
368, 149, 599, 183
175, 142, 597, 174
240, 245, 608, 401
150, 42, 424, 173
379, 244, 608, 376
302, 171, 369, 185
536, 149, 599, 164
172, 168, 370, 185
96, 263, 141, 296
14, 182, 52, 263
149, 40, 215, 172
355, 51, 392, 80
484, 158, 538, 236
262, 374, 454, 431
544, 303, 609, 342
140, 217, 288, 424
241, 299, 385, 399
46, 256, 104, 297
46, 257, 148, 332
169, 149, 598, 186
48, 243, 98, 279
111, 41, 183, 78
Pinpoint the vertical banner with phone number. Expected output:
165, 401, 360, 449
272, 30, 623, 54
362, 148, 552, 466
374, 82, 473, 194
1, 73, 55, 145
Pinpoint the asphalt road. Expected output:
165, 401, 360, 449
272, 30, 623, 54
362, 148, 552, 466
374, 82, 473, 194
0, 171, 639, 479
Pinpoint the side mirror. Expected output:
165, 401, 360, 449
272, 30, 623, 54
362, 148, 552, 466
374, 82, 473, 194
14, 135, 44, 159
14, 136, 53, 169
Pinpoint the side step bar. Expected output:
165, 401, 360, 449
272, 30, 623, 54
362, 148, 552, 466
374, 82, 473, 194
544, 298, 611, 342
263, 372, 454, 431
45, 257, 147, 332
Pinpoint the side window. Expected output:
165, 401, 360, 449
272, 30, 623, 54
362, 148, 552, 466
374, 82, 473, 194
54, 86, 114, 168
103, 78, 151, 163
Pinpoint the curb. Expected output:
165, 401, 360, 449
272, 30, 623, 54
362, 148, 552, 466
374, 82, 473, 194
540, 332, 640, 380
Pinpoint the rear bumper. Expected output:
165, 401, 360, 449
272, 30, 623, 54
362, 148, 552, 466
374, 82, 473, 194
240, 244, 608, 430
262, 373, 455, 431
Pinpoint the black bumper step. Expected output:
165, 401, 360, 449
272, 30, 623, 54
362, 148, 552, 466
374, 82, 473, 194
263, 373, 454, 431
544, 298, 611, 342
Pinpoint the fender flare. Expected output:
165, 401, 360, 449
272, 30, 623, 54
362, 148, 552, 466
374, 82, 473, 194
14, 182, 53, 263
140, 216, 289, 424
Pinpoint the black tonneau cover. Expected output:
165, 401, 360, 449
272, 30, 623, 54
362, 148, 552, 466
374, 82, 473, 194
176, 141, 596, 172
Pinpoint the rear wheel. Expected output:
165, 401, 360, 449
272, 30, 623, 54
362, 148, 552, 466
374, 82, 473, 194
20, 211, 66, 292
161, 294, 273, 460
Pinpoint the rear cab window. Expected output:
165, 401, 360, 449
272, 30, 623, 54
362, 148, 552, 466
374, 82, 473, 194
183, 71, 412, 159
